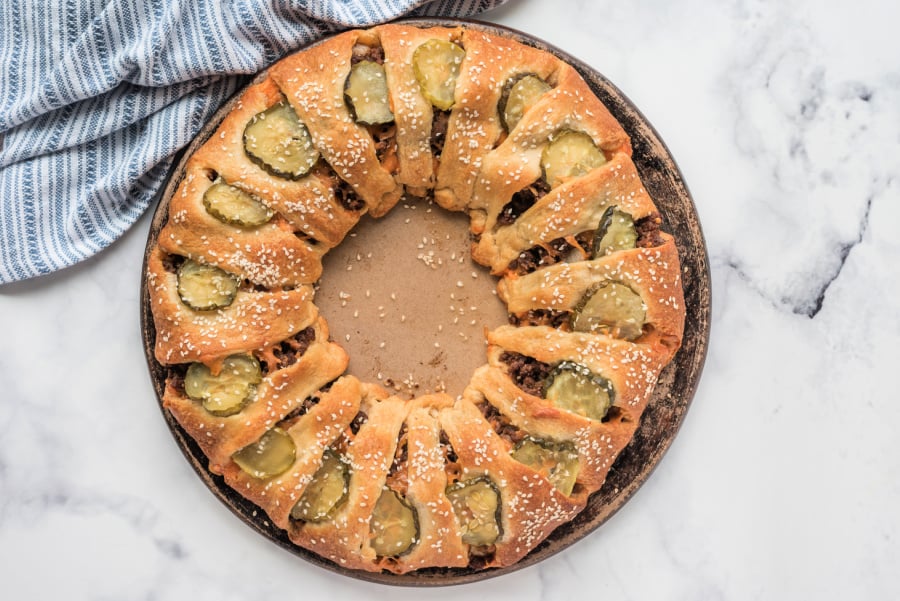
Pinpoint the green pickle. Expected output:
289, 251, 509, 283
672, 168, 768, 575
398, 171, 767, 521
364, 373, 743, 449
543, 361, 614, 421
202, 181, 273, 227
592, 206, 637, 258
500, 74, 551, 132
369, 488, 418, 556
233, 428, 296, 479
184, 354, 262, 416
344, 60, 394, 125
541, 130, 606, 188
243, 102, 319, 180
570, 281, 646, 340
413, 39, 465, 111
290, 451, 349, 522
446, 477, 502, 546
176, 259, 239, 311
511, 437, 580, 496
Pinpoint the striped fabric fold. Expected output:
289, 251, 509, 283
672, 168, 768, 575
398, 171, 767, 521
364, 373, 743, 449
0, 0, 507, 285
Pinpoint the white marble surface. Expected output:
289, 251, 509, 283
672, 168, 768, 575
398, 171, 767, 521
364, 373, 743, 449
2, 0, 899, 598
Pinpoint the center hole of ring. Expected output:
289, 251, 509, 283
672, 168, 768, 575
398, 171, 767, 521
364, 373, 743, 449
316, 199, 508, 398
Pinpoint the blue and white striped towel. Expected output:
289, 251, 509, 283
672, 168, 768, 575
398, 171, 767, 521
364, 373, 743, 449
0, 0, 507, 285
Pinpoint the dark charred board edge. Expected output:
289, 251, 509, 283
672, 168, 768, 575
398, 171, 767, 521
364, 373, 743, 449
140, 17, 711, 587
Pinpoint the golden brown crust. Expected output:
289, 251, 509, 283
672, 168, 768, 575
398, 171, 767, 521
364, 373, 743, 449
148, 24, 686, 576
268, 31, 403, 218
289, 392, 409, 570
434, 29, 563, 212
463, 64, 632, 235
472, 152, 658, 273
157, 164, 325, 287
219, 375, 362, 529
466, 366, 639, 498
147, 247, 317, 365
377, 24, 463, 196
190, 77, 360, 248
485, 325, 670, 413
439, 398, 583, 567
162, 318, 348, 472
497, 233, 685, 355
390, 394, 469, 572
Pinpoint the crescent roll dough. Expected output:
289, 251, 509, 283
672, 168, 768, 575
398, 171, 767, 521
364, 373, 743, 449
146, 24, 685, 576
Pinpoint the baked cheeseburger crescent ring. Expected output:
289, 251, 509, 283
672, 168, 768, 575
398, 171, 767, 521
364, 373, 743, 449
146, 23, 685, 574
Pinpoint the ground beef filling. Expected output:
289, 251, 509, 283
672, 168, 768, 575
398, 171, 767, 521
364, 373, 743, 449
439, 430, 459, 463
635, 213, 664, 248
161, 253, 185, 274
468, 547, 497, 566
333, 409, 368, 456
385, 424, 410, 496
241, 280, 269, 293
283, 394, 320, 422
603, 406, 626, 423
437, 430, 462, 487
334, 179, 365, 211
351, 44, 384, 65
499, 351, 553, 398
507, 211, 666, 275
284, 378, 335, 421
496, 179, 551, 227
479, 400, 527, 446
349, 410, 368, 436
166, 364, 188, 396
258, 326, 316, 374
507, 232, 592, 276
370, 123, 399, 174
431, 110, 450, 158
293, 230, 319, 247
314, 163, 365, 211
508, 309, 569, 329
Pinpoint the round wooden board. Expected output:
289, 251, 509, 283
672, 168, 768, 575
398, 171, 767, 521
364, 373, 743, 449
141, 17, 711, 587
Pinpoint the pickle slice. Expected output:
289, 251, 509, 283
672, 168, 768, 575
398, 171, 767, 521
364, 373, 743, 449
202, 181, 273, 227
511, 437, 580, 496
290, 451, 349, 522
500, 74, 551, 132
446, 477, 501, 546
412, 39, 465, 111
232, 428, 296, 479
176, 259, 239, 311
541, 130, 607, 188
543, 361, 613, 421
184, 354, 262, 416
345, 60, 394, 125
243, 102, 319, 180
369, 488, 418, 557
570, 281, 646, 340
592, 206, 637, 258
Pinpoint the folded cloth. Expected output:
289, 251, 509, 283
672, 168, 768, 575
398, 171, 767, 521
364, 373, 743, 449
0, 0, 508, 285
